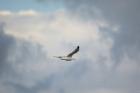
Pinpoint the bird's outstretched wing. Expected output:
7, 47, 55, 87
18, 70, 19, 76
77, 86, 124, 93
67, 46, 79, 57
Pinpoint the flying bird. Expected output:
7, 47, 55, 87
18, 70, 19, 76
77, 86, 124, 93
54, 46, 79, 61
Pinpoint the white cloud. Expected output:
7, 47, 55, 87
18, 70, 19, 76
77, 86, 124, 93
0, 11, 12, 16
17, 10, 39, 16
6, 10, 98, 42
3, 10, 113, 59
0, 10, 40, 16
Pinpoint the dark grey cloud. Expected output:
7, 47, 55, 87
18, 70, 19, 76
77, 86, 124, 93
94, 0, 140, 64
0, 22, 16, 75
0, 22, 50, 93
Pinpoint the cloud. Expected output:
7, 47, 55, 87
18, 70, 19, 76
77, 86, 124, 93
0, 10, 39, 16
35, 0, 140, 62
34, 1, 140, 81
0, 2, 140, 92
3, 10, 112, 59
17, 10, 40, 16
0, 83, 16, 93
0, 10, 114, 93
0, 20, 61, 91
0, 11, 12, 16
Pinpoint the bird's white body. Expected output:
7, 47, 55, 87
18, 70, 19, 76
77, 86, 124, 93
59, 56, 75, 61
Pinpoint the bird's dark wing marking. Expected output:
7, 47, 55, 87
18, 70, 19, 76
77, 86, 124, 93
67, 46, 79, 57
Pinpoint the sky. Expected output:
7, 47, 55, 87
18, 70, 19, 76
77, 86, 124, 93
0, 0, 140, 93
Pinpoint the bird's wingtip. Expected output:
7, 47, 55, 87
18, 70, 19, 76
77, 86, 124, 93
77, 45, 80, 48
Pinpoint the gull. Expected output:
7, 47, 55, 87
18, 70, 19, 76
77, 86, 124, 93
54, 46, 79, 61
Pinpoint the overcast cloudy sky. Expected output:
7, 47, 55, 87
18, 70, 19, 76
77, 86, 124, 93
0, 0, 140, 93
